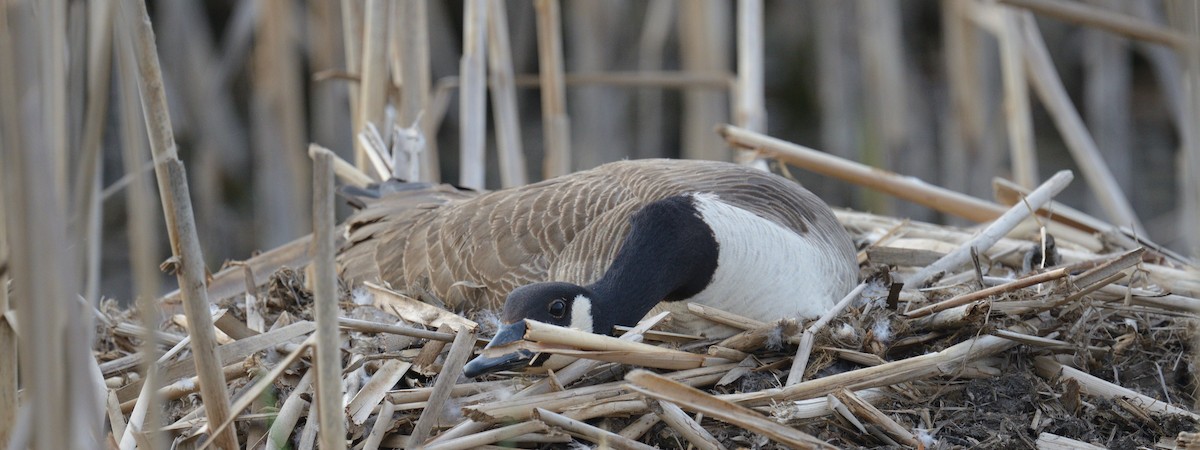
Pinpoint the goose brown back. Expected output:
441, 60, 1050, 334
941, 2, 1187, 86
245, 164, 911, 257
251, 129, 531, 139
336, 159, 855, 313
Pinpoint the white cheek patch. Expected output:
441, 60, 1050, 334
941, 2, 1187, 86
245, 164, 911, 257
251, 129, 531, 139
568, 295, 594, 333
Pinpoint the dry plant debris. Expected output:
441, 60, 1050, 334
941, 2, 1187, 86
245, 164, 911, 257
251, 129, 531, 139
94, 207, 1198, 449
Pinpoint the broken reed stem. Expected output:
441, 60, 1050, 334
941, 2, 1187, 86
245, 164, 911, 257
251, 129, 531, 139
309, 144, 372, 188
626, 370, 835, 449
355, 0, 389, 175
831, 388, 921, 447
534, 0, 572, 178
311, 150, 346, 450
1019, 14, 1145, 234
512, 319, 727, 370
718, 124, 1008, 222
687, 303, 766, 330
158, 160, 238, 449
999, 0, 1193, 48
534, 408, 657, 450
905, 170, 1074, 289
655, 400, 726, 450
906, 266, 1071, 318
348, 360, 411, 425
1033, 356, 1200, 420
459, 0, 488, 190
788, 282, 868, 386
410, 326, 477, 446
486, 0, 528, 187
112, 11, 195, 443
618, 413, 662, 441
338, 316, 455, 342
727, 322, 1032, 406
362, 400, 396, 450
423, 420, 549, 450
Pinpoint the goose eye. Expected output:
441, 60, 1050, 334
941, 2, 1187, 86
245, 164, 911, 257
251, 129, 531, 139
548, 299, 567, 318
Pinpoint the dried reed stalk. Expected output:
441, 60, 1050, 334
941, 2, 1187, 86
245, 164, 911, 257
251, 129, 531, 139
687, 303, 766, 330
998, 7, 1037, 188
831, 388, 920, 447
396, 0, 438, 182
423, 420, 549, 450
534, 408, 657, 450
857, 0, 910, 215
904, 170, 1074, 288
465, 363, 736, 422
1035, 432, 1106, 450
618, 413, 662, 441
635, 0, 674, 157
362, 400, 396, 450
348, 360, 412, 425
74, 0, 116, 305
1001, 0, 1192, 48
424, 312, 671, 445
906, 266, 1071, 318
410, 326, 477, 446
910, 300, 990, 330
509, 319, 727, 370
655, 400, 727, 450
0, 4, 74, 444
459, 0, 488, 190
719, 124, 1007, 222
727, 323, 1031, 406
0, 4, 17, 440
265, 370, 312, 450
1018, 14, 1145, 234
734, 0, 766, 167
116, 4, 238, 443
338, 316, 455, 342
202, 336, 315, 449
309, 144, 372, 188
486, 0, 527, 187
1169, 0, 1200, 269
534, 0, 572, 178
116, 321, 315, 404
679, 0, 730, 162
388, 380, 522, 405
788, 282, 868, 385
366, 282, 478, 330
160, 161, 239, 448
1033, 356, 1199, 420
310, 150, 346, 450
626, 370, 835, 449
355, 0, 389, 174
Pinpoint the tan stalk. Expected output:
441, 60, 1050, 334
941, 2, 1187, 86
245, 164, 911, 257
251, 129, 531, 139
486, 0, 528, 187
534, 0, 572, 177
311, 150, 347, 450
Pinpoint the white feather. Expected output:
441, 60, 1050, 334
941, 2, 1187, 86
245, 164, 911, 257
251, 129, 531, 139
650, 193, 856, 337
569, 295, 594, 332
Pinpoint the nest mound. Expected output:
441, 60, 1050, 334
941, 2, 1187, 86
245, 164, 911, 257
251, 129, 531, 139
95, 209, 1199, 449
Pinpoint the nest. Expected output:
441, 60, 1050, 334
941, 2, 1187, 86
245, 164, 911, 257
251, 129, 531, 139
95, 208, 1199, 449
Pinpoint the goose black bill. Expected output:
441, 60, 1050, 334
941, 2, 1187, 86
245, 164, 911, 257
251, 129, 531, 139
463, 321, 534, 378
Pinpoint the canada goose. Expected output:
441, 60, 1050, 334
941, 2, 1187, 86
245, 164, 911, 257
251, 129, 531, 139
337, 159, 858, 376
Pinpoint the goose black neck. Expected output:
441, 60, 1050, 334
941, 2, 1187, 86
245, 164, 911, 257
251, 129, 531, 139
586, 196, 719, 334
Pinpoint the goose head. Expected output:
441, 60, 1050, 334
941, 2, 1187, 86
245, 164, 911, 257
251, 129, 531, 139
463, 195, 723, 378
463, 282, 598, 377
